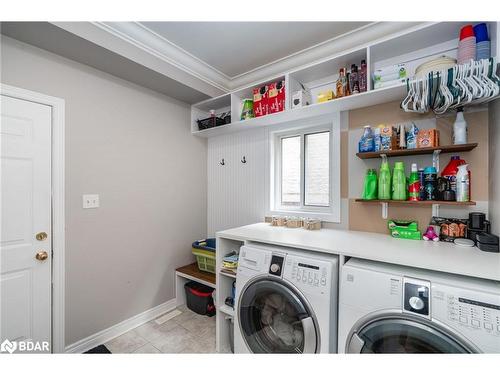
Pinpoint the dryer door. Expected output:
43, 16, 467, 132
238, 277, 319, 353
347, 317, 475, 353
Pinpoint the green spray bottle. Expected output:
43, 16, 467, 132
378, 156, 391, 200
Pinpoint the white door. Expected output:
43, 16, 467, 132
1, 95, 52, 352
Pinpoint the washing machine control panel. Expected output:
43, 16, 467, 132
287, 256, 330, 292
445, 295, 500, 335
269, 254, 284, 277
403, 277, 430, 318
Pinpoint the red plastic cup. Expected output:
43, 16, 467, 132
460, 25, 475, 40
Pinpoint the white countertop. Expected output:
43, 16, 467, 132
217, 223, 500, 282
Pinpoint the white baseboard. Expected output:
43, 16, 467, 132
65, 298, 178, 353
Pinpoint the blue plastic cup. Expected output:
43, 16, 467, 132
476, 40, 491, 60
474, 23, 489, 42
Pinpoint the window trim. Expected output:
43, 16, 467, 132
268, 114, 341, 223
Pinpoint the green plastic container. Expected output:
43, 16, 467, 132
392, 161, 407, 200
192, 249, 216, 273
378, 160, 391, 200
192, 239, 216, 274
362, 169, 378, 200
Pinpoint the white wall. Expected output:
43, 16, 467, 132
1, 36, 208, 346
489, 99, 500, 236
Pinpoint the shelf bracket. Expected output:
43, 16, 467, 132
432, 203, 440, 217
381, 202, 389, 219
432, 149, 441, 171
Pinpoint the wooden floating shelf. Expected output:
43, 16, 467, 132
356, 143, 478, 159
176, 263, 215, 286
355, 199, 476, 206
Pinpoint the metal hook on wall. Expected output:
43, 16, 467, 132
220, 158, 225, 166
241, 156, 247, 164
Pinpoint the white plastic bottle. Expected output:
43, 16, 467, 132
456, 164, 470, 202
453, 108, 468, 145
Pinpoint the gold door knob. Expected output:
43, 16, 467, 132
36, 232, 48, 241
35, 251, 49, 261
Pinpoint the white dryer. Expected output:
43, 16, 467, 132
338, 258, 500, 353
234, 244, 338, 353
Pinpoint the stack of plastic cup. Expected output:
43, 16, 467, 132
457, 24, 476, 64
474, 23, 490, 60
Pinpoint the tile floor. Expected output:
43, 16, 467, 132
105, 305, 216, 354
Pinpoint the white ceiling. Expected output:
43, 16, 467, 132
139, 22, 371, 78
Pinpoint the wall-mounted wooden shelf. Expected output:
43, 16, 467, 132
356, 143, 478, 159
355, 199, 476, 206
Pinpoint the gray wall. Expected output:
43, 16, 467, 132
1, 36, 207, 346
489, 99, 500, 236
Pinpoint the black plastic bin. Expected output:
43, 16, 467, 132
184, 281, 216, 316
197, 116, 226, 131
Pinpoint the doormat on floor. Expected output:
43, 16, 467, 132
84, 345, 111, 354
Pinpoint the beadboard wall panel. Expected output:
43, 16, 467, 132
207, 129, 268, 236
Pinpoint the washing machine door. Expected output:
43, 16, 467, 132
347, 316, 475, 353
238, 276, 319, 353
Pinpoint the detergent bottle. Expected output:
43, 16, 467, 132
392, 161, 407, 201
362, 169, 378, 200
378, 158, 391, 200
441, 155, 466, 193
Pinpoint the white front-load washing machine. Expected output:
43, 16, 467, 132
338, 258, 500, 353
234, 244, 338, 353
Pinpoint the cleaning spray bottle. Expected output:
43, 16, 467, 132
456, 164, 470, 202
378, 156, 391, 200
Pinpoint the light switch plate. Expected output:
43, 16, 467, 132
83, 194, 99, 209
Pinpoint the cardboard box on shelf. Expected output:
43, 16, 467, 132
253, 85, 268, 117
291, 89, 311, 109
277, 80, 286, 113
417, 129, 440, 148
378, 124, 398, 150
268, 82, 279, 114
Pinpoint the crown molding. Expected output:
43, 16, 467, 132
228, 22, 426, 90
50, 21, 428, 100
50, 21, 228, 97
94, 22, 232, 90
